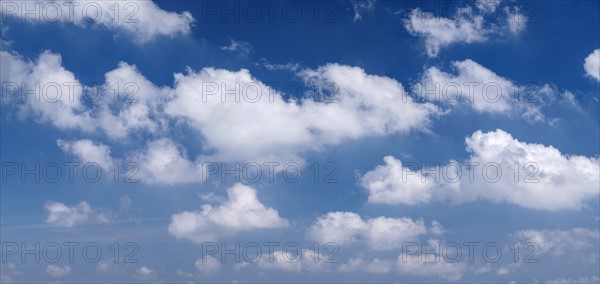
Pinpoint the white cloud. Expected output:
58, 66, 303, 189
120, 195, 132, 211
168, 183, 288, 243
584, 49, 600, 82
351, 0, 376, 22
415, 59, 566, 123
46, 264, 71, 277
496, 267, 510, 275
0, 0, 194, 42
220, 39, 252, 56
96, 259, 124, 274
360, 129, 600, 210
135, 266, 156, 280
95, 61, 168, 139
44, 201, 111, 227
194, 255, 221, 273
57, 139, 114, 170
513, 228, 600, 256
359, 156, 450, 205
0, 51, 168, 140
165, 63, 439, 165
404, 2, 526, 57
416, 59, 514, 113
0, 50, 95, 130
474, 264, 492, 274
504, 6, 527, 34
58, 137, 207, 186
306, 211, 433, 250
128, 138, 205, 185
404, 7, 487, 57
396, 253, 467, 281
430, 220, 445, 235
4, 50, 440, 177
259, 60, 301, 72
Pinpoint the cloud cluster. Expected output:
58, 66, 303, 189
5, 50, 441, 183
0, 51, 167, 140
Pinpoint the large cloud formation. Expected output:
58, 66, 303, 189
360, 129, 600, 210
3, 50, 441, 180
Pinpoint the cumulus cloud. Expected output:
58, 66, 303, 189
415, 59, 566, 123
513, 228, 600, 256
306, 211, 436, 250
584, 49, 600, 82
57, 137, 206, 186
0, 51, 168, 140
95, 61, 169, 139
360, 129, 600, 210
168, 183, 288, 243
0, 0, 194, 42
46, 265, 71, 277
128, 138, 205, 185
403, 2, 526, 57
57, 139, 114, 169
44, 201, 111, 227
416, 59, 514, 112
165, 63, 439, 165
0, 50, 95, 130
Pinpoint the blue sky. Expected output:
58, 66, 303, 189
0, 0, 599, 282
